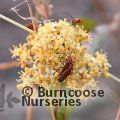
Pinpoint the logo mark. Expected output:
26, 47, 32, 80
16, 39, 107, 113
0, 83, 21, 112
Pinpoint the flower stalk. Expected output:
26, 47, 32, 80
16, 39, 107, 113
116, 106, 120, 120
50, 105, 57, 120
0, 14, 34, 33
25, 0, 37, 32
108, 73, 120, 83
0, 61, 19, 70
26, 106, 32, 120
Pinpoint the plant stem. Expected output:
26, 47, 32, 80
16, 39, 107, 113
0, 61, 19, 70
0, 14, 34, 33
49, 86, 57, 120
108, 73, 120, 83
50, 105, 57, 120
116, 106, 120, 120
58, 83, 66, 120
26, 106, 32, 120
25, 0, 36, 32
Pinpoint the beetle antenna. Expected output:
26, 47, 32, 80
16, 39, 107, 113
63, 12, 74, 19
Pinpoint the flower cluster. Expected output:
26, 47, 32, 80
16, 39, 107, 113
11, 19, 111, 90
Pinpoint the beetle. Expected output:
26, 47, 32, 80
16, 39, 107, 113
64, 12, 82, 26
59, 57, 73, 75
26, 22, 34, 30
58, 65, 73, 82
72, 18, 82, 26
58, 57, 73, 82
26, 22, 39, 31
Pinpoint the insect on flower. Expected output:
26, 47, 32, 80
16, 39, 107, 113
26, 22, 34, 30
64, 12, 82, 26
72, 18, 82, 25
59, 57, 73, 75
26, 22, 39, 30
58, 57, 73, 82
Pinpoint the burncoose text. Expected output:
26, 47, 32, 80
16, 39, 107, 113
22, 86, 104, 107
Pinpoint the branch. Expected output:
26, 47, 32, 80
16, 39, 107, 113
0, 14, 34, 33
108, 73, 120, 84
50, 105, 57, 120
26, 106, 32, 120
0, 61, 20, 71
25, 0, 36, 32
116, 106, 120, 120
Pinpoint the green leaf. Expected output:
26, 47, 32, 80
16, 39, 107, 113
57, 110, 63, 120
57, 106, 74, 120
80, 17, 96, 32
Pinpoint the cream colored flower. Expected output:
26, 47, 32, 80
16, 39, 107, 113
11, 19, 111, 90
